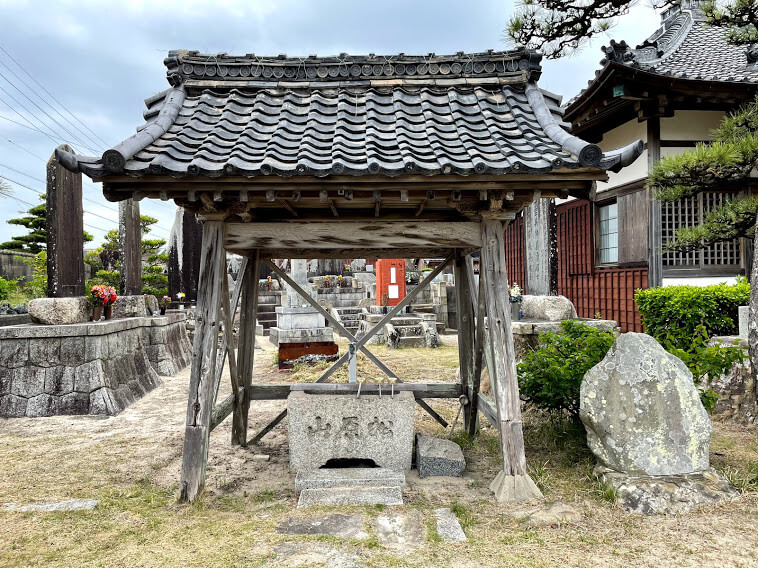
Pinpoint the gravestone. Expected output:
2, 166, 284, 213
46, 145, 84, 298
272, 258, 338, 368
167, 207, 203, 302
523, 197, 557, 296
119, 199, 141, 295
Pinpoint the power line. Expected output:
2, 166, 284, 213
0, 44, 114, 149
0, 95, 64, 145
0, 67, 100, 154
0, 57, 107, 153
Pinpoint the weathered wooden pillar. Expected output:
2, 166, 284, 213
481, 219, 543, 503
523, 196, 557, 295
119, 198, 142, 295
233, 250, 260, 446
46, 144, 84, 297
647, 116, 663, 288
454, 251, 475, 433
467, 255, 485, 436
179, 219, 226, 502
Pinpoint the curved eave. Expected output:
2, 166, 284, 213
565, 61, 758, 131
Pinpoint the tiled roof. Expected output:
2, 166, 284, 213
57, 50, 642, 179
600, 1, 758, 83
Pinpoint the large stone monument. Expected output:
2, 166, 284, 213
580, 333, 739, 514
271, 259, 338, 369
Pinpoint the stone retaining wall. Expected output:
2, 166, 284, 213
0, 314, 191, 417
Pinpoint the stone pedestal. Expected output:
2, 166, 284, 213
288, 391, 415, 471
273, 259, 339, 368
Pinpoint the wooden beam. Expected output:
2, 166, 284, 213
225, 221, 483, 251
179, 220, 226, 503
481, 219, 542, 503
227, 247, 474, 261
455, 251, 476, 434
212, 258, 248, 403
328, 199, 339, 217
221, 272, 243, 442
233, 251, 260, 445
249, 383, 461, 398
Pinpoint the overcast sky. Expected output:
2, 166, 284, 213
0, 0, 662, 249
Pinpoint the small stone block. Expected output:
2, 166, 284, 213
277, 513, 369, 539
416, 434, 465, 478
252, 454, 270, 461
295, 468, 406, 491
2, 499, 99, 512
297, 485, 403, 507
434, 508, 467, 542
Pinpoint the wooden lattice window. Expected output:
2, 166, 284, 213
597, 202, 619, 264
661, 191, 741, 271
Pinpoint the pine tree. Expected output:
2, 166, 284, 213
0, 199, 48, 253
506, 0, 755, 58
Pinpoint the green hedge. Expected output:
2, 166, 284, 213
634, 279, 749, 350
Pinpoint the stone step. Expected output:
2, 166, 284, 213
386, 317, 421, 326
336, 307, 363, 314
340, 314, 362, 321
412, 304, 436, 313
295, 468, 406, 491
397, 335, 426, 348
297, 485, 403, 507
394, 325, 424, 337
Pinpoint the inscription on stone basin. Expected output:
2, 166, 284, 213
288, 391, 414, 471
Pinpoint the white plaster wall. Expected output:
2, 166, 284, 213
661, 110, 724, 140
663, 276, 740, 287
596, 120, 648, 192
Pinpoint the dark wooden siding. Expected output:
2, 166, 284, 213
503, 200, 648, 332
504, 215, 526, 291
617, 191, 648, 265
556, 200, 647, 332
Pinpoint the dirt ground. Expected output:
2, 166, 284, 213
1, 335, 757, 567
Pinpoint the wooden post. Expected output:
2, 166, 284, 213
467, 255, 485, 436
480, 219, 543, 503
119, 198, 142, 295
46, 145, 84, 297
233, 250, 260, 446
454, 251, 475, 433
523, 197, 558, 295
179, 220, 225, 502
647, 116, 663, 288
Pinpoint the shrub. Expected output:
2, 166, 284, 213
517, 320, 615, 419
635, 279, 749, 350
664, 324, 746, 413
20, 251, 47, 299
0, 276, 18, 302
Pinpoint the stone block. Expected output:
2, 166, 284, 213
373, 510, 425, 551
28, 297, 90, 325
111, 295, 147, 318
29, 338, 61, 367
580, 333, 711, 475
297, 485, 403, 507
59, 336, 85, 366
144, 295, 159, 315
595, 465, 739, 515
295, 468, 406, 491
26, 393, 58, 417
275, 306, 326, 329
0, 394, 28, 417
277, 514, 369, 539
43, 366, 70, 395
11, 366, 45, 398
520, 295, 577, 322
288, 391, 415, 471
434, 508, 467, 542
58, 392, 90, 414
416, 434, 466, 478
0, 338, 28, 369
